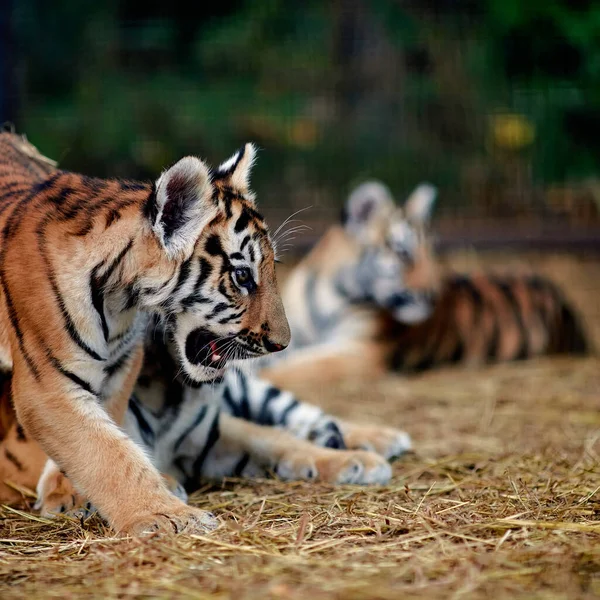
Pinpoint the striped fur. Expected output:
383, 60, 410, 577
259, 181, 588, 389
387, 273, 588, 372
0, 131, 290, 535
0, 317, 411, 508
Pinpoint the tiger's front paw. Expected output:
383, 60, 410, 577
34, 460, 89, 517
276, 448, 392, 485
122, 503, 219, 537
341, 422, 412, 461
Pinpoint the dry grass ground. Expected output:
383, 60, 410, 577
0, 251, 598, 599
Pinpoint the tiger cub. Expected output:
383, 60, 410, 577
0, 132, 411, 516
260, 181, 588, 389
0, 131, 292, 535
258, 181, 440, 388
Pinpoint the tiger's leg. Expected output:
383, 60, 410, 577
333, 420, 413, 460
220, 370, 411, 462
0, 420, 47, 504
35, 346, 146, 516
36, 346, 202, 525
220, 369, 346, 449
202, 413, 393, 485
15, 350, 216, 535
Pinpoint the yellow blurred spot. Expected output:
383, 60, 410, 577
489, 113, 535, 150
288, 118, 318, 149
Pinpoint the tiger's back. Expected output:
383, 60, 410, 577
385, 272, 589, 372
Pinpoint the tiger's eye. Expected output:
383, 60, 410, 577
235, 267, 251, 285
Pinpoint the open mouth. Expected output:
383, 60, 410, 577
185, 329, 232, 369
185, 329, 260, 370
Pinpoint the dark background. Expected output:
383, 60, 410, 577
2, 0, 600, 245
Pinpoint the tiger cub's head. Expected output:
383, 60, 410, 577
142, 144, 290, 383
340, 180, 439, 323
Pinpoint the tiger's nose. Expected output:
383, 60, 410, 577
263, 338, 288, 353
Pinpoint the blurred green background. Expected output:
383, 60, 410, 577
2, 0, 600, 236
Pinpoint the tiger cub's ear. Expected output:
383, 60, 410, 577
150, 156, 217, 259
404, 183, 437, 224
341, 181, 396, 243
214, 143, 257, 198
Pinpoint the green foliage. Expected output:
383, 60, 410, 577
8, 0, 600, 220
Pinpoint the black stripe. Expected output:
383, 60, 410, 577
197, 258, 213, 288
172, 257, 193, 297
105, 209, 121, 228
48, 355, 97, 397
206, 302, 229, 319
257, 387, 281, 426
108, 327, 132, 344
279, 399, 299, 424
222, 387, 238, 416
180, 259, 213, 308
218, 308, 246, 324
128, 396, 156, 448
232, 453, 251, 477
218, 280, 234, 302
234, 210, 251, 233
33, 214, 106, 362
0, 178, 65, 381
47, 268, 105, 361
240, 235, 251, 251
2, 172, 61, 240
90, 239, 134, 342
104, 348, 132, 377
229, 252, 244, 260
173, 405, 208, 453
0, 276, 40, 380
16, 423, 26, 441
4, 448, 24, 471
237, 371, 251, 420
494, 279, 528, 360
187, 412, 220, 490
143, 183, 158, 225
205, 234, 223, 256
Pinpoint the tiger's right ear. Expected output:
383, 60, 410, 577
341, 181, 395, 242
147, 156, 217, 259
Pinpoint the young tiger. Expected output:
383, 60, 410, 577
0, 131, 296, 535
0, 132, 411, 517
259, 181, 440, 389
260, 181, 588, 388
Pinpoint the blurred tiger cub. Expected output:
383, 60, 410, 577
260, 181, 588, 389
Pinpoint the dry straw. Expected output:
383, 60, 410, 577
1, 355, 598, 599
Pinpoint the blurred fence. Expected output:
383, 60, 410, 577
2, 0, 600, 249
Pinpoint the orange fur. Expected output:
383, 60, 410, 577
0, 132, 289, 534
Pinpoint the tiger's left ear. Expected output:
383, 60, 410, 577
150, 156, 217, 259
214, 143, 257, 197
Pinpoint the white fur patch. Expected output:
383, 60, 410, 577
216, 143, 257, 195
404, 183, 437, 223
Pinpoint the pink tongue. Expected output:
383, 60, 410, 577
209, 341, 222, 362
